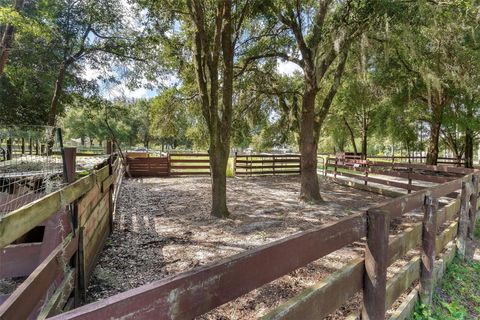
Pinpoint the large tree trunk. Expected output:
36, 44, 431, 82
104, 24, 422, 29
361, 131, 367, 160
48, 63, 67, 127
343, 117, 358, 155
210, 0, 233, 218
465, 128, 474, 168
299, 82, 321, 203
426, 101, 444, 165
189, 0, 233, 217
0, 0, 25, 75
209, 139, 229, 217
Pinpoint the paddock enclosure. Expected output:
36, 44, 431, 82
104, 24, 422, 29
125, 152, 302, 177
0, 150, 479, 319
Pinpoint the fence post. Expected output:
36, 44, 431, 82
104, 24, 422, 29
324, 157, 328, 177
63, 147, 82, 305
457, 179, 472, 260
420, 194, 438, 304
362, 209, 390, 320
106, 140, 113, 155
6, 138, 12, 160
334, 158, 338, 179
273, 154, 276, 176
364, 161, 369, 186
167, 153, 171, 177
233, 151, 237, 177
466, 175, 479, 259
408, 167, 413, 194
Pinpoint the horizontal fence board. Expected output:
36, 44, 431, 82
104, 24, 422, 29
436, 197, 461, 230
127, 158, 169, 164
435, 221, 458, 257
37, 268, 76, 319
0, 242, 43, 278
235, 165, 300, 170
78, 184, 103, 226
236, 159, 300, 164
262, 258, 364, 320
51, 213, 366, 320
236, 170, 301, 175
170, 171, 211, 176
169, 159, 210, 163
387, 223, 422, 266
170, 165, 210, 170
83, 193, 109, 247
385, 257, 421, 310
84, 211, 110, 283
0, 233, 78, 320
169, 153, 209, 157
0, 174, 96, 248
236, 154, 301, 158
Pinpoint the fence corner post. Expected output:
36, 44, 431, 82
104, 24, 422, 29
466, 175, 479, 259
457, 179, 472, 260
233, 151, 237, 177
420, 194, 438, 304
362, 209, 390, 320
364, 161, 369, 186
334, 158, 338, 179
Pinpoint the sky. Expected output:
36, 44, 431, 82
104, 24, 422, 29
83, 59, 302, 100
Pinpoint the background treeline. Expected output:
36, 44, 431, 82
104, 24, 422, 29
1, 0, 479, 215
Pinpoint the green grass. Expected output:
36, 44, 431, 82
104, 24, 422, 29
411, 222, 480, 320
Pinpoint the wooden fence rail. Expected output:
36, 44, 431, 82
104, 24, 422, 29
1, 156, 479, 319
234, 153, 301, 176
0, 154, 123, 319
45, 163, 478, 319
126, 152, 302, 177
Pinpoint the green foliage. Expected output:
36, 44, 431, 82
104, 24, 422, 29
411, 257, 480, 320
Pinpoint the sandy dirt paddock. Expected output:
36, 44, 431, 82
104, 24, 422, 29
85, 175, 391, 319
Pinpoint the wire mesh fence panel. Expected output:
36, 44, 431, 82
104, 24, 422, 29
0, 126, 67, 215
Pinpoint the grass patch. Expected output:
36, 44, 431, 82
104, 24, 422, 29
411, 223, 480, 320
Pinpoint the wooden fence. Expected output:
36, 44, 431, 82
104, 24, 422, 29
368, 155, 466, 166
0, 155, 123, 319
125, 152, 210, 177
38, 163, 478, 319
324, 157, 470, 196
169, 153, 210, 176
234, 153, 301, 176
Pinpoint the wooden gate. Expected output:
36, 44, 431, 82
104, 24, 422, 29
126, 157, 170, 177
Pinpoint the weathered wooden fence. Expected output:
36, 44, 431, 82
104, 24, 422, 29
127, 153, 303, 177
0, 154, 123, 319
125, 152, 210, 177
234, 153, 301, 176
169, 153, 210, 176
38, 163, 478, 319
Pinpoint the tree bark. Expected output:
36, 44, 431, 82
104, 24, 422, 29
0, 0, 25, 75
343, 116, 358, 155
426, 100, 445, 165
47, 63, 68, 127
465, 128, 473, 168
188, 0, 233, 217
361, 129, 368, 160
299, 81, 321, 202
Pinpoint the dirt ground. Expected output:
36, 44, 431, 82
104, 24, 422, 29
85, 175, 393, 319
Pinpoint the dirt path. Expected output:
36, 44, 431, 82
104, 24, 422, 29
86, 175, 390, 318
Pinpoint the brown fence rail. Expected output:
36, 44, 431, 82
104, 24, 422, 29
5, 155, 477, 319
0, 154, 123, 319
126, 152, 211, 177
37, 162, 478, 319
126, 157, 169, 177
234, 153, 301, 176
169, 153, 210, 176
